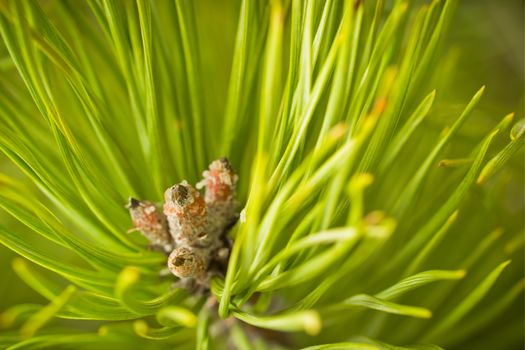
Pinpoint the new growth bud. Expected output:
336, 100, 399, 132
163, 181, 212, 247
200, 157, 238, 203
168, 246, 207, 281
199, 157, 239, 236
127, 198, 172, 252
126, 158, 239, 289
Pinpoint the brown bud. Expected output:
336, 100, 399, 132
126, 198, 172, 251
168, 246, 207, 281
163, 181, 211, 247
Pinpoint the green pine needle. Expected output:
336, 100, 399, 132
0, 0, 523, 349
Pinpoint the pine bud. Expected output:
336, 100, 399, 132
163, 181, 213, 247
127, 198, 172, 252
198, 157, 239, 236
168, 246, 208, 282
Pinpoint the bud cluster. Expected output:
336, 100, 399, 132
127, 158, 238, 287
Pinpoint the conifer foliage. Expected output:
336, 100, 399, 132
0, 0, 523, 349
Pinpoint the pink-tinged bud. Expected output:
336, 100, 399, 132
198, 158, 239, 238
163, 181, 211, 247
200, 157, 238, 203
127, 198, 172, 251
